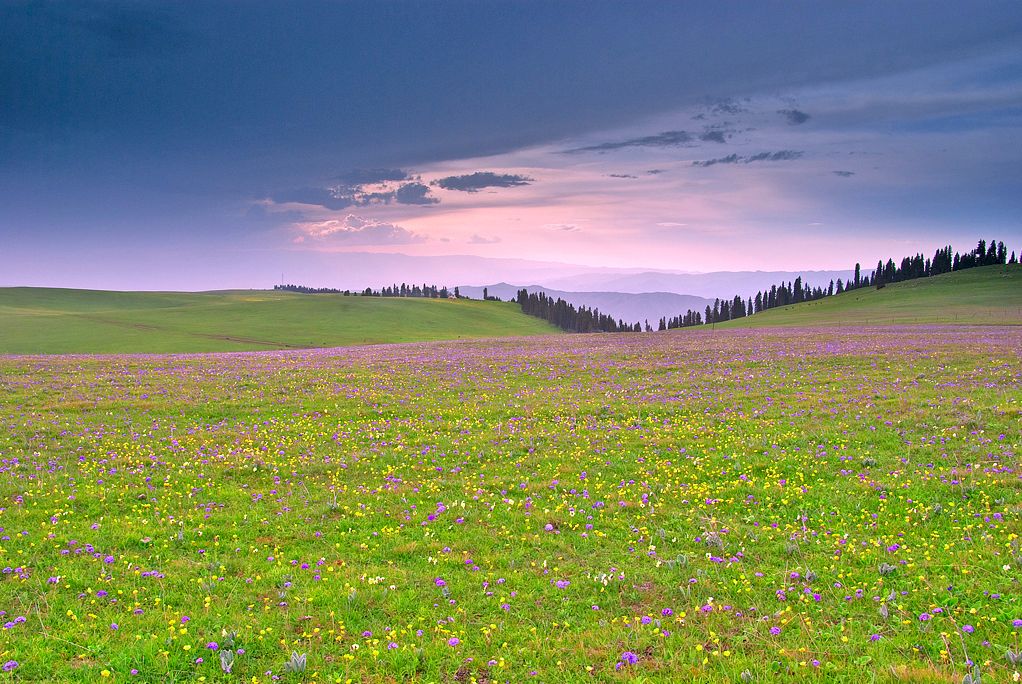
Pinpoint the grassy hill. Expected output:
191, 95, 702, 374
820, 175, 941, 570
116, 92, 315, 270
719, 263, 1022, 328
0, 288, 559, 354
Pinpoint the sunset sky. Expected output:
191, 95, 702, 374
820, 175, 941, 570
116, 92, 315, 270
3, 1, 1021, 290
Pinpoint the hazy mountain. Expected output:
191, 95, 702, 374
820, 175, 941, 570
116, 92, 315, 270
457, 283, 715, 326
302, 253, 683, 292
542, 270, 856, 299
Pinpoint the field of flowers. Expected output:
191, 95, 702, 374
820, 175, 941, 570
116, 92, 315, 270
1, 326, 1020, 682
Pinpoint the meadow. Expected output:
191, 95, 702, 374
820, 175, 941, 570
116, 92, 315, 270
0, 289, 557, 354
0, 326, 1020, 682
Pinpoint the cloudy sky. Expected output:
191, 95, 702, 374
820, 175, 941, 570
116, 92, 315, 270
2, 1, 1021, 290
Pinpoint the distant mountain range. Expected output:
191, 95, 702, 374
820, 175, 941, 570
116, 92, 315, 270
459, 269, 855, 325
541, 269, 856, 299
457, 284, 715, 326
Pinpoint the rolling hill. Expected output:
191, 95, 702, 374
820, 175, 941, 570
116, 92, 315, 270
0, 288, 559, 354
717, 263, 1022, 328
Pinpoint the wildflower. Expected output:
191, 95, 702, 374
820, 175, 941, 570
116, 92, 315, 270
919, 612, 931, 621
770, 626, 781, 635
447, 637, 460, 647
207, 642, 219, 650
615, 651, 640, 671
2, 661, 17, 672
962, 625, 974, 634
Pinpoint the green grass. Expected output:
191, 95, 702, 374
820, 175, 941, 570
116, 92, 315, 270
719, 263, 1022, 328
0, 288, 559, 354
0, 327, 1020, 682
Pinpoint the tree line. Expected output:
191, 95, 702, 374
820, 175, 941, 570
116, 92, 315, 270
516, 289, 642, 333
274, 284, 342, 294
275, 283, 460, 298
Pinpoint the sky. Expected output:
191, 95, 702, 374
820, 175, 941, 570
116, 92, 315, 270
2, 1, 1021, 290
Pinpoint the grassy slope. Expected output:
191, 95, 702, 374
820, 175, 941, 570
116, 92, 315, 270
719, 263, 1022, 328
0, 288, 559, 354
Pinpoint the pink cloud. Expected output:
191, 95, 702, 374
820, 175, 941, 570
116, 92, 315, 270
293, 214, 424, 246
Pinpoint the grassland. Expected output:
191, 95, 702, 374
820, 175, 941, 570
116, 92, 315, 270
0, 288, 558, 354
5, 265, 1017, 356
722, 264, 1022, 328
0, 327, 1019, 682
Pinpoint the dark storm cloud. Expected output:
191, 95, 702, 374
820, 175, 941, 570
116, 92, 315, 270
394, 182, 439, 205
779, 109, 811, 125
699, 130, 728, 143
4, 1, 1019, 179
565, 131, 693, 153
272, 177, 437, 209
433, 172, 534, 192
711, 98, 750, 115
692, 150, 803, 167
693, 154, 741, 167
746, 150, 803, 162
